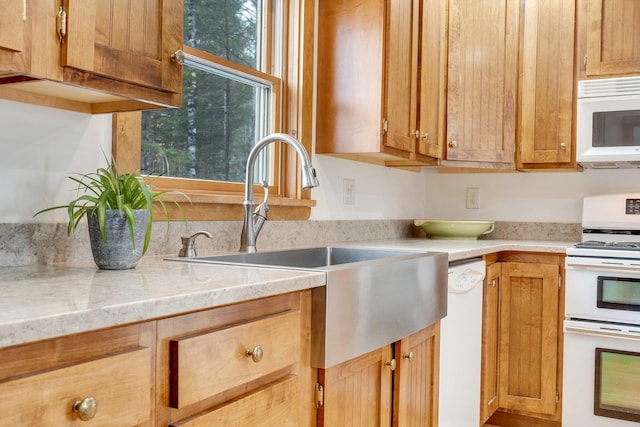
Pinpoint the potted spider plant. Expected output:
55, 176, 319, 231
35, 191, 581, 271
35, 159, 186, 270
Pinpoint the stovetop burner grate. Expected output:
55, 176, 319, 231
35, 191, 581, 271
575, 240, 640, 250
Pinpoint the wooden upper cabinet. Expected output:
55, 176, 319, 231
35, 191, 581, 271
0, 0, 183, 113
0, 0, 31, 74
315, 0, 444, 167
384, 0, 446, 162
62, 0, 182, 94
315, 0, 386, 162
445, 0, 519, 168
518, 0, 577, 169
384, 0, 420, 157
584, 0, 640, 77
417, 0, 447, 160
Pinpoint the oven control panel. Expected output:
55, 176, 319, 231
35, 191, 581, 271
626, 198, 640, 215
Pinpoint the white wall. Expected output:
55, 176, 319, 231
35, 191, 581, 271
307, 157, 640, 223
423, 169, 640, 223
309, 155, 429, 219
2, 99, 640, 225
0, 100, 111, 223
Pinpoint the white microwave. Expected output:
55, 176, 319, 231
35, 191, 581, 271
577, 76, 640, 169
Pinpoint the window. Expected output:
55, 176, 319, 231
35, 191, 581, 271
112, 0, 315, 221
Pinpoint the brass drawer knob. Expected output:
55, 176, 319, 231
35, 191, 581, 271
403, 351, 415, 362
246, 345, 264, 363
559, 142, 567, 150
73, 397, 98, 421
448, 140, 458, 149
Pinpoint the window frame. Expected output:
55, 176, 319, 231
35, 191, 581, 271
112, 0, 315, 221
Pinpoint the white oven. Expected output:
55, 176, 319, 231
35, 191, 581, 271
563, 318, 640, 426
564, 193, 640, 426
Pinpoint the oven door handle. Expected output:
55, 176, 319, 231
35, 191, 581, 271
565, 320, 640, 340
566, 260, 640, 272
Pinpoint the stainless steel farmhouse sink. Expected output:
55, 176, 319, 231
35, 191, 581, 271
176, 246, 448, 368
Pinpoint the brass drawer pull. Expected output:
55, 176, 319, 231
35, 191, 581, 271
403, 351, 415, 362
73, 396, 98, 421
246, 345, 264, 363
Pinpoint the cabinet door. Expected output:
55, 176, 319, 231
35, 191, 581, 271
318, 346, 393, 427
315, 0, 386, 156
499, 262, 559, 416
61, 0, 182, 93
0, 0, 30, 73
446, 0, 518, 166
585, 0, 640, 76
417, 0, 447, 159
480, 262, 501, 424
384, 0, 447, 161
384, 0, 420, 156
519, 0, 575, 166
394, 323, 440, 427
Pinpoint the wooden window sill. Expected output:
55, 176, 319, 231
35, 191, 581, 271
155, 192, 316, 221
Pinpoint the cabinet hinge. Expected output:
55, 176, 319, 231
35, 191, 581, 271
558, 275, 562, 289
315, 383, 324, 407
382, 119, 388, 135
583, 54, 588, 66
22, 0, 26, 21
556, 390, 560, 403
57, 6, 67, 44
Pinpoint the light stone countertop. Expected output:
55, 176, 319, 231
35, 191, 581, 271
0, 239, 574, 349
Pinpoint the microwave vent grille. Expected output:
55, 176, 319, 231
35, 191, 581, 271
579, 76, 640, 98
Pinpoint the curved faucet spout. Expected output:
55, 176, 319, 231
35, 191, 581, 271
240, 133, 319, 253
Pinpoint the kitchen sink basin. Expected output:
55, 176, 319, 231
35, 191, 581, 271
181, 246, 424, 269
175, 246, 448, 368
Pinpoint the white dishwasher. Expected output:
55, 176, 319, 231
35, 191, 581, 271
439, 258, 486, 427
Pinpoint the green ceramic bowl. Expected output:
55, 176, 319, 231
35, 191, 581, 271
414, 220, 495, 240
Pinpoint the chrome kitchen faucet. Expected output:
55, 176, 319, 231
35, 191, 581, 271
240, 133, 319, 253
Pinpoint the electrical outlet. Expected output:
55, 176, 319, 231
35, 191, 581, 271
466, 187, 480, 209
343, 179, 356, 205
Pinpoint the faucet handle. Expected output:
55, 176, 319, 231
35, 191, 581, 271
179, 231, 212, 257
254, 181, 270, 219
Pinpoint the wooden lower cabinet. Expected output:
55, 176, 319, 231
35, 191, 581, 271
169, 375, 301, 427
0, 322, 155, 426
393, 323, 440, 427
482, 253, 564, 427
157, 291, 315, 427
481, 261, 501, 424
317, 322, 440, 427
0, 290, 314, 427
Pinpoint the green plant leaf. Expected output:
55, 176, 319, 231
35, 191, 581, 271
34, 156, 190, 256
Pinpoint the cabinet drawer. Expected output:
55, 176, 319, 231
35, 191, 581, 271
169, 310, 301, 408
170, 375, 300, 427
0, 346, 152, 426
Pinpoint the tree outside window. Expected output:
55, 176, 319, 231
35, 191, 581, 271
141, 0, 271, 184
